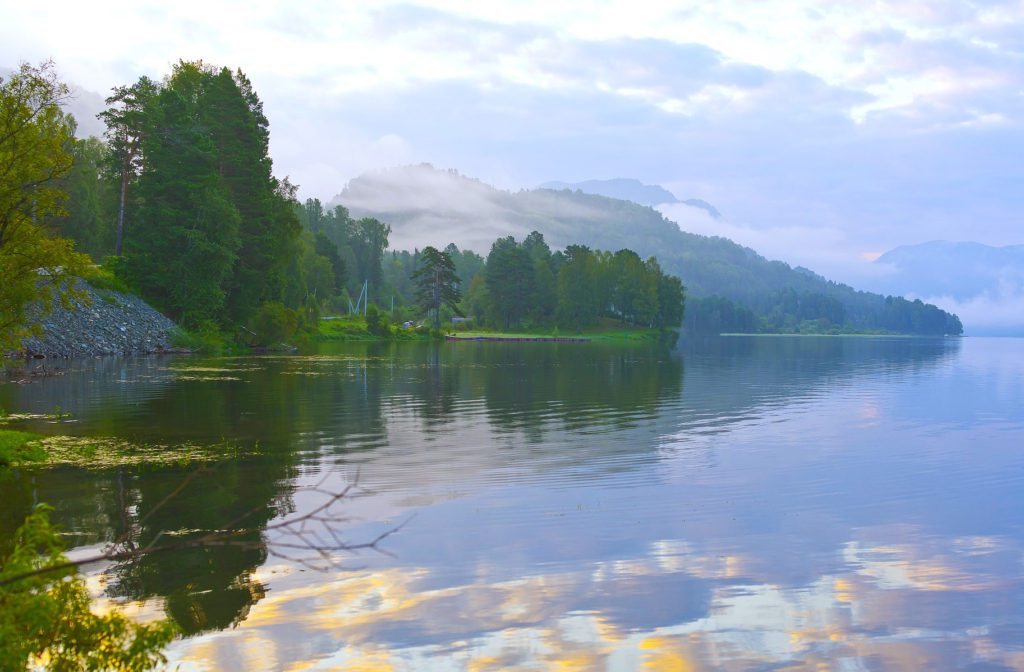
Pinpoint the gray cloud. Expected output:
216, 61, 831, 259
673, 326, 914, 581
3, 1, 1022, 291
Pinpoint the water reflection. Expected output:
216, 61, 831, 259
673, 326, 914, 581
2, 336, 1023, 671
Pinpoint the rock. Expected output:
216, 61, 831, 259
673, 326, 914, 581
19, 280, 178, 359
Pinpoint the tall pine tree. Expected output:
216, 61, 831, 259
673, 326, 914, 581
127, 69, 240, 326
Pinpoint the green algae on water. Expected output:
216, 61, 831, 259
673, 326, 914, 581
2, 434, 246, 469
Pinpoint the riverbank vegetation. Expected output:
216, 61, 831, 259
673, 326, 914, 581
0, 505, 177, 670
2, 59, 960, 353
683, 291, 961, 336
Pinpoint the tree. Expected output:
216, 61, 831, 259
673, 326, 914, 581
204, 66, 300, 323
50, 134, 114, 259
412, 246, 462, 330
99, 76, 158, 256
485, 236, 533, 329
102, 61, 302, 328
0, 61, 91, 352
655, 264, 685, 328
314, 231, 347, 291
126, 78, 241, 327
0, 505, 176, 670
556, 245, 601, 330
350, 217, 391, 294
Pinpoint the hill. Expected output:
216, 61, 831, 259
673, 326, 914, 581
870, 241, 1024, 336
874, 241, 1024, 300
538, 178, 723, 219
331, 165, 961, 335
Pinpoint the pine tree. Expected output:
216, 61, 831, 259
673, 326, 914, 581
412, 246, 462, 330
99, 76, 158, 256
127, 78, 240, 326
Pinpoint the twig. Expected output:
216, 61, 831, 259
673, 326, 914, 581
0, 469, 402, 589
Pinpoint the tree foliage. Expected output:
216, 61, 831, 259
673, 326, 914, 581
0, 505, 176, 671
351, 230, 685, 332
99, 76, 158, 256
109, 61, 300, 328
412, 246, 463, 329
0, 61, 91, 352
294, 199, 391, 309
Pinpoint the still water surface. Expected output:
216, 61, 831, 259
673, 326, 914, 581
2, 337, 1023, 670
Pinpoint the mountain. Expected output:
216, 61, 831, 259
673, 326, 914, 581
331, 164, 961, 335
538, 178, 679, 206
874, 241, 1024, 300
538, 178, 723, 219
871, 241, 1024, 335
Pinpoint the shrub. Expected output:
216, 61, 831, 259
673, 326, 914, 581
250, 302, 298, 346
365, 304, 390, 337
168, 324, 227, 354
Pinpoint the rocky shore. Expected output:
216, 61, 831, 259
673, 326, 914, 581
19, 281, 178, 358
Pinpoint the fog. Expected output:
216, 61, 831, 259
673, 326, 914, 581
332, 165, 614, 254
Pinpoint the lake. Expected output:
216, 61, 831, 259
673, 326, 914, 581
2, 336, 1023, 671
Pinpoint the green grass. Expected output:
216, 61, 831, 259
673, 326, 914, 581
169, 327, 249, 354
0, 429, 46, 466
318, 316, 433, 341
449, 326, 666, 342
318, 316, 375, 340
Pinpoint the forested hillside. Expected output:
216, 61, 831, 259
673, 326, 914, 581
333, 165, 962, 336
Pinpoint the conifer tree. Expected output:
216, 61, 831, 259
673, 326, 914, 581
413, 246, 462, 330
127, 74, 240, 326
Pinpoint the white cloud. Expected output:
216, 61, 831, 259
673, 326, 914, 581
922, 290, 1024, 335
3, 0, 1022, 283
657, 203, 894, 285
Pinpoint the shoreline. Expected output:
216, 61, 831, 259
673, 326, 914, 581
446, 335, 591, 343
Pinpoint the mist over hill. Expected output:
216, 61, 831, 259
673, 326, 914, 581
870, 241, 1024, 335
331, 164, 961, 335
539, 178, 723, 219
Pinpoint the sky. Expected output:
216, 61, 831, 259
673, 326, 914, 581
2, 0, 1023, 289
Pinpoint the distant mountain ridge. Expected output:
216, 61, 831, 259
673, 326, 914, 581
330, 164, 960, 335
870, 240, 1024, 335
875, 241, 1024, 300
538, 178, 722, 219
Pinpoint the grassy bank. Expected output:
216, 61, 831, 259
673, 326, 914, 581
318, 315, 434, 341
449, 325, 671, 342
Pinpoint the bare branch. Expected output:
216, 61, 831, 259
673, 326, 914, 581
0, 470, 402, 589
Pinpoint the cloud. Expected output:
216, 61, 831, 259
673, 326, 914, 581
333, 165, 531, 253
3, 0, 1023, 289
657, 203, 897, 285
921, 289, 1024, 336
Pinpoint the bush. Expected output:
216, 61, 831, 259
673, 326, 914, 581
81, 258, 132, 294
250, 302, 298, 346
90, 256, 135, 293
365, 304, 390, 337
169, 323, 228, 354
